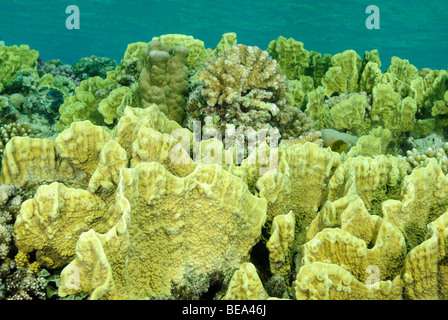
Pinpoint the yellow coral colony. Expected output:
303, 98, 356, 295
59, 162, 267, 299
3, 33, 448, 302
256, 142, 341, 249
295, 262, 403, 300
14, 182, 109, 268
266, 211, 295, 277
223, 262, 270, 300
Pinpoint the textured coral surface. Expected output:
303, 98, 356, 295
0, 32, 447, 301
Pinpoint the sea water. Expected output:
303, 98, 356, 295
1, 0, 447, 71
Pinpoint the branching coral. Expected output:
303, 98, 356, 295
199, 44, 287, 108
187, 44, 317, 144
0, 183, 28, 299
2, 267, 47, 300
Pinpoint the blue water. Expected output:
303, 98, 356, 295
1, 0, 447, 71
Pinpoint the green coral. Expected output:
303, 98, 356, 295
305, 51, 332, 87
152, 34, 213, 72
0, 45, 39, 94
386, 56, 420, 98
37, 73, 77, 97
360, 49, 382, 73
56, 72, 121, 130
286, 76, 314, 110
304, 52, 422, 144
321, 50, 362, 97
72, 56, 118, 81
267, 36, 310, 80
347, 126, 393, 157
359, 61, 382, 94
304, 86, 330, 129
370, 83, 417, 135
98, 86, 134, 125
114, 41, 150, 86
328, 93, 368, 134
213, 32, 238, 55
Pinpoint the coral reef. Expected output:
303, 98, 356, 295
1, 267, 47, 300
1, 32, 448, 301
37, 58, 81, 87
56, 72, 129, 130
0, 45, 39, 94
71, 56, 117, 81
0, 183, 38, 300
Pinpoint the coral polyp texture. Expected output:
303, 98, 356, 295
0, 32, 448, 300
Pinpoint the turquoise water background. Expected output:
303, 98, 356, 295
1, 0, 447, 71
